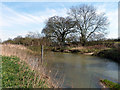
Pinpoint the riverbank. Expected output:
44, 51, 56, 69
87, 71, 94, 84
49, 45, 120, 63
1, 44, 56, 88
2, 56, 49, 88
94, 48, 120, 63
51, 45, 107, 53
1, 44, 119, 88
100, 79, 120, 88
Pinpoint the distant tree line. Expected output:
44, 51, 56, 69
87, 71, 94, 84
3, 32, 51, 47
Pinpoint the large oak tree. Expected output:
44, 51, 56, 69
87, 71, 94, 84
42, 16, 76, 46
68, 4, 109, 46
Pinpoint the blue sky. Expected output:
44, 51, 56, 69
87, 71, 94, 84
0, 2, 118, 41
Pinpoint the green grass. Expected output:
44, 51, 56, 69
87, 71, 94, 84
100, 79, 120, 88
28, 46, 42, 54
2, 56, 48, 88
28, 46, 53, 54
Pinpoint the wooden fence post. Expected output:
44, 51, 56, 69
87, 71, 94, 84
41, 45, 43, 63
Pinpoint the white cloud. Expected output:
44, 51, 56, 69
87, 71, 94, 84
0, 3, 68, 41
0, 29, 28, 41
1, 4, 43, 27
95, 4, 118, 39
95, 4, 106, 15
0, 4, 67, 28
106, 10, 118, 39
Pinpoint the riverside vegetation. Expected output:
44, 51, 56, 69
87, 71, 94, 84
100, 79, 120, 88
2, 56, 48, 88
2, 42, 120, 89
1, 4, 120, 88
1, 44, 58, 88
27, 41, 120, 63
3, 36, 120, 63
2, 38, 120, 88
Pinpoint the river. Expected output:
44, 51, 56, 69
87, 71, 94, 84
44, 52, 120, 88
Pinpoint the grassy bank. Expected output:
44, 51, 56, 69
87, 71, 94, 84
2, 56, 48, 88
100, 79, 120, 88
94, 48, 120, 63
51, 45, 107, 54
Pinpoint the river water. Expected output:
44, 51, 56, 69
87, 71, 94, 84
44, 52, 120, 88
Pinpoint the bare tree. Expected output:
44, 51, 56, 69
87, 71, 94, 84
66, 33, 80, 43
68, 4, 109, 46
42, 16, 76, 46
88, 33, 106, 41
26, 31, 41, 39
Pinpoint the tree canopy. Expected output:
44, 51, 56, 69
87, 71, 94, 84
42, 16, 76, 46
42, 4, 109, 46
68, 4, 109, 45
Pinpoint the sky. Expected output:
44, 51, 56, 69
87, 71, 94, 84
0, 1, 119, 41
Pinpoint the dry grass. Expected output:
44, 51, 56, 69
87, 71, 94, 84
70, 45, 107, 50
1, 44, 60, 88
70, 46, 84, 50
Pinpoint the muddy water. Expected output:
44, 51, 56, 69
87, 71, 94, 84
44, 52, 120, 88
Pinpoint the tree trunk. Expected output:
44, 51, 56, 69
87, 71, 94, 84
80, 35, 86, 46
81, 40, 86, 46
61, 35, 65, 46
